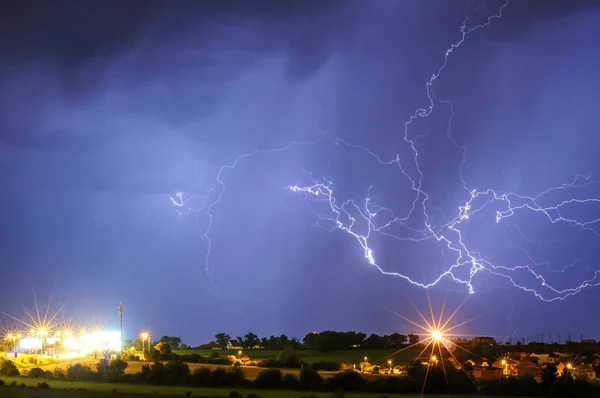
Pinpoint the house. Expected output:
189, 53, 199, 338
197, 343, 221, 350
556, 362, 595, 380
471, 336, 496, 345
516, 359, 542, 382
553, 352, 571, 359
581, 339, 596, 344
227, 340, 244, 350
491, 358, 519, 377
571, 364, 596, 380
530, 353, 551, 364
472, 367, 503, 380
509, 352, 528, 361
452, 338, 470, 345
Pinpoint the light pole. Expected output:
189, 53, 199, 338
117, 302, 124, 357
140, 332, 149, 352
6, 333, 15, 355
38, 328, 48, 354
55, 331, 62, 356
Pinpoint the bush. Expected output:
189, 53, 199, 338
66, 363, 95, 381
228, 392, 243, 398
164, 359, 191, 385
254, 369, 283, 389
281, 373, 300, 390
310, 361, 341, 371
96, 359, 129, 382
246, 393, 262, 398
277, 345, 301, 368
225, 364, 250, 387
179, 353, 201, 363
0, 359, 20, 376
37, 382, 50, 389
257, 359, 282, 368
28, 367, 46, 378
52, 367, 66, 380
190, 367, 211, 386
0, 379, 4, 386
324, 370, 367, 392
299, 367, 324, 391
210, 367, 228, 387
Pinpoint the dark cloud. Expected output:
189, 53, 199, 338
0, 0, 354, 99
483, 0, 600, 41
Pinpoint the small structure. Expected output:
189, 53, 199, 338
471, 337, 496, 345
516, 359, 542, 382
492, 358, 519, 377
227, 340, 243, 350
197, 343, 221, 350
472, 366, 503, 380
556, 362, 595, 380
581, 339, 596, 345
530, 353, 551, 364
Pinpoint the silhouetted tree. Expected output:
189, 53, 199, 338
214, 333, 231, 349
408, 333, 420, 345
244, 332, 260, 348
159, 336, 182, 350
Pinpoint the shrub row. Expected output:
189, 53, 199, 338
145, 345, 343, 370
8, 357, 600, 397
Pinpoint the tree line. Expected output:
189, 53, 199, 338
3, 357, 600, 397
132, 331, 600, 358
207, 331, 420, 352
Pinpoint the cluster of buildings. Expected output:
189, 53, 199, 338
452, 352, 598, 382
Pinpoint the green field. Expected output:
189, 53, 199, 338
175, 348, 420, 365
0, 376, 480, 398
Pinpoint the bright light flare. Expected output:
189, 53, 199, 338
387, 294, 478, 395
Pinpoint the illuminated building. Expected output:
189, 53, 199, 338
18, 330, 121, 358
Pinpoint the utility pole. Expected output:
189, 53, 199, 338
117, 302, 124, 357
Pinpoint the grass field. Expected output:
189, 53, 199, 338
175, 348, 420, 365
0, 376, 478, 398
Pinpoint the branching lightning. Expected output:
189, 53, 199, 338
172, 1, 600, 302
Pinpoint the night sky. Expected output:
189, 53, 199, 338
2, 0, 600, 346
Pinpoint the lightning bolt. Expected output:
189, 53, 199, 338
173, 0, 600, 301
174, 138, 325, 286
288, 1, 600, 302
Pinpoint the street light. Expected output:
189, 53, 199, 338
387, 359, 393, 371
140, 332, 150, 352
6, 333, 14, 352
238, 350, 242, 358
38, 328, 48, 353
16, 333, 21, 354
364, 356, 368, 362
